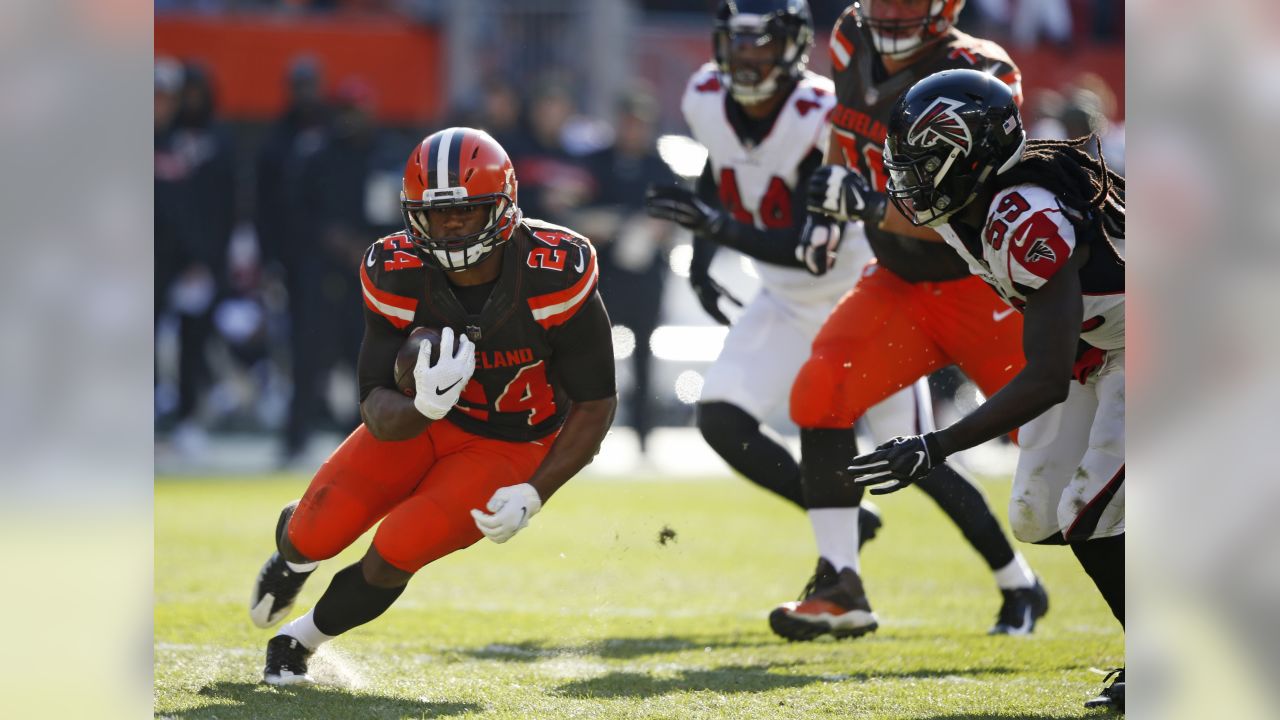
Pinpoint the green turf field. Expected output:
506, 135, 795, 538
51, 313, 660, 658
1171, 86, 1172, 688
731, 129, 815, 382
155, 472, 1122, 719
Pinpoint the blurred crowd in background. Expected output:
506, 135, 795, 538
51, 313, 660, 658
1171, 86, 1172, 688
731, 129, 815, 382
155, 0, 1123, 466
154, 0, 1122, 46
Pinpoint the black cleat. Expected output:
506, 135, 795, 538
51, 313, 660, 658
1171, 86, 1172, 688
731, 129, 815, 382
250, 552, 313, 628
262, 634, 315, 686
769, 558, 879, 641
989, 578, 1049, 635
1084, 668, 1125, 712
858, 501, 883, 547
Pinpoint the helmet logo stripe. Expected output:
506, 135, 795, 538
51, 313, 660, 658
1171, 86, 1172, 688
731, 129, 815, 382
435, 128, 456, 190
447, 129, 464, 188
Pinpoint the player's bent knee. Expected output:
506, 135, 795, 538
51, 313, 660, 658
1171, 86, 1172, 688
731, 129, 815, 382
360, 546, 414, 589
1008, 495, 1059, 545
1010, 521, 1046, 545
696, 402, 756, 450
789, 358, 859, 428
285, 526, 346, 564
275, 500, 313, 564
1009, 515, 1055, 544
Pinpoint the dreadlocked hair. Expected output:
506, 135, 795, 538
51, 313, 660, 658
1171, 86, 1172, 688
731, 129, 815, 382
996, 136, 1125, 247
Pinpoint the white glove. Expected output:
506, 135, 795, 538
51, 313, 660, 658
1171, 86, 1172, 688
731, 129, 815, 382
796, 215, 843, 276
412, 327, 476, 420
470, 483, 542, 544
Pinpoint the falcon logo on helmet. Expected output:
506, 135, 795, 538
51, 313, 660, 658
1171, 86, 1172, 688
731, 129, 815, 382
907, 97, 972, 156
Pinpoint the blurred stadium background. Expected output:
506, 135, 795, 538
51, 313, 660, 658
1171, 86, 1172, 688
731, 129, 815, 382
153, 0, 1123, 476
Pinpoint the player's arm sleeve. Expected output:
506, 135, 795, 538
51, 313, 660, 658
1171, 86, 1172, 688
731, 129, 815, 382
794, 147, 824, 214
524, 294, 618, 503
932, 250, 1085, 457
699, 153, 815, 268
356, 308, 433, 441
690, 159, 720, 279
548, 291, 617, 402
356, 303, 405, 402
355, 241, 416, 401
355, 252, 432, 440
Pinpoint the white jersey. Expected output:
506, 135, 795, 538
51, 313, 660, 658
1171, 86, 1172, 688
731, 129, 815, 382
937, 184, 1125, 351
681, 63, 855, 303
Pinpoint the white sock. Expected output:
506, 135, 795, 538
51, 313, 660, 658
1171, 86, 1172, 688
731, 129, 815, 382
808, 507, 860, 573
279, 609, 333, 651
285, 560, 318, 573
993, 552, 1036, 590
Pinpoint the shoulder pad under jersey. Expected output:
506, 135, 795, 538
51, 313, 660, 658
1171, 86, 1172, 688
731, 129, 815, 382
985, 184, 1078, 291
518, 220, 600, 330
358, 232, 426, 330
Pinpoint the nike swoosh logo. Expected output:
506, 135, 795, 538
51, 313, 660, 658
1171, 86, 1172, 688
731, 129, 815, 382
907, 450, 925, 476
574, 246, 586, 273
992, 307, 1016, 322
366, 246, 377, 267
1012, 222, 1034, 248
435, 379, 461, 395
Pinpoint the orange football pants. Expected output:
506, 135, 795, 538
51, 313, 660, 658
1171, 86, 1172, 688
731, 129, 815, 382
286, 419, 553, 573
791, 262, 1026, 429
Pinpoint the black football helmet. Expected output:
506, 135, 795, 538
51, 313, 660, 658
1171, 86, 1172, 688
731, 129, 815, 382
883, 69, 1026, 227
713, 0, 814, 105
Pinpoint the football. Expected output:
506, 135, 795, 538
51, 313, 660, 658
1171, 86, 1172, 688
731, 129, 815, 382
393, 326, 444, 396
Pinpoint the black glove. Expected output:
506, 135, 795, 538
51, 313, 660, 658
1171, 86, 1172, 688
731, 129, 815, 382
796, 214, 844, 276
806, 165, 886, 226
689, 272, 742, 326
846, 433, 947, 495
645, 184, 726, 237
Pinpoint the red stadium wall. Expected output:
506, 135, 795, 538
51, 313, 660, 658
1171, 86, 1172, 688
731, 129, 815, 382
154, 14, 447, 124
1008, 44, 1125, 119
155, 15, 1121, 129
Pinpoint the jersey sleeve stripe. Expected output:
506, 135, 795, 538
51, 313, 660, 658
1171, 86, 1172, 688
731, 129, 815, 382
360, 262, 417, 329
528, 249, 599, 329
829, 29, 853, 71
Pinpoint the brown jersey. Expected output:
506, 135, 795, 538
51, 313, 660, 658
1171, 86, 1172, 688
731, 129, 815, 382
356, 219, 616, 443
828, 9, 1022, 282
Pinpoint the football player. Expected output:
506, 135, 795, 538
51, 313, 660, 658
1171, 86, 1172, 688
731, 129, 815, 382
644, 0, 1040, 642
247, 127, 617, 685
645, 0, 890, 544
772, 0, 1047, 641
851, 68, 1125, 711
